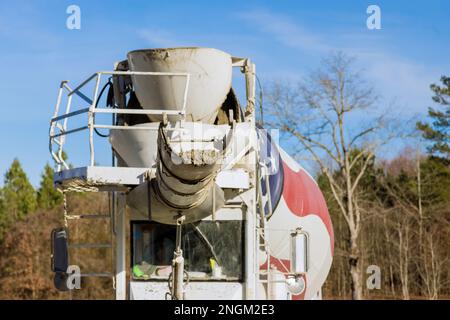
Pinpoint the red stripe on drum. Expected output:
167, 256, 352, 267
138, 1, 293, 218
281, 161, 334, 255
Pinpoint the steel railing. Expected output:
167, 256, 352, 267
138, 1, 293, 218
49, 71, 190, 171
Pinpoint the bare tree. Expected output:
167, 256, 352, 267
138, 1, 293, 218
393, 207, 413, 300
379, 148, 450, 300
265, 52, 392, 299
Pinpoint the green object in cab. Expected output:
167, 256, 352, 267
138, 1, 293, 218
133, 265, 145, 278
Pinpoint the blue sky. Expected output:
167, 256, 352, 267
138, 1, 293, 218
0, 0, 449, 186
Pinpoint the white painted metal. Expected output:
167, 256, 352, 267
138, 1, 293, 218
50, 82, 66, 171
268, 271, 289, 299
65, 214, 110, 220
89, 74, 102, 166
79, 273, 113, 278
69, 243, 111, 248
290, 229, 308, 274
130, 282, 243, 300
216, 169, 250, 189
245, 206, 257, 300
129, 205, 245, 222
54, 165, 250, 192
109, 122, 160, 168
311, 289, 322, 300
49, 70, 189, 170
115, 193, 126, 300
127, 48, 232, 124
53, 166, 148, 190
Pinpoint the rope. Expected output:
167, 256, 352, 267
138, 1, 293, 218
59, 189, 72, 300
59, 190, 68, 228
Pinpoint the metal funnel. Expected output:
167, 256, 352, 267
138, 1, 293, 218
127, 47, 232, 124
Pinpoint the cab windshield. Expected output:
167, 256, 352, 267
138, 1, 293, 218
132, 221, 243, 281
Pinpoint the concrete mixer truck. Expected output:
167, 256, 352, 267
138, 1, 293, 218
48, 47, 334, 300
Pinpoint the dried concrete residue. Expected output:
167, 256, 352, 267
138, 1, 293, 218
177, 149, 219, 166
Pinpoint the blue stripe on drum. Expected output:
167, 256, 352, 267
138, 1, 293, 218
257, 128, 284, 217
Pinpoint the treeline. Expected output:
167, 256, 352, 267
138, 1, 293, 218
0, 160, 114, 299
321, 151, 450, 299
2, 152, 447, 299
0, 161, 62, 243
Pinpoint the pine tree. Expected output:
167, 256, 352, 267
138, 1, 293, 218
4, 159, 37, 217
417, 76, 450, 159
0, 159, 37, 238
0, 190, 8, 243
37, 164, 62, 209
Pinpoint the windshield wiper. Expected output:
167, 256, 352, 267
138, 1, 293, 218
190, 223, 221, 265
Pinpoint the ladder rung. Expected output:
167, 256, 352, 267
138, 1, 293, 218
66, 214, 110, 220
56, 122, 65, 131
257, 279, 287, 284
69, 243, 112, 249
223, 204, 243, 208
223, 201, 244, 208
80, 273, 113, 277
259, 270, 271, 274
53, 138, 63, 146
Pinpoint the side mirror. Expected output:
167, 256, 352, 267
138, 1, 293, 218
51, 228, 69, 291
290, 228, 308, 274
54, 272, 69, 292
287, 228, 308, 295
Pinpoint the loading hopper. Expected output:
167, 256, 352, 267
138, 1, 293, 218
127, 47, 232, 124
